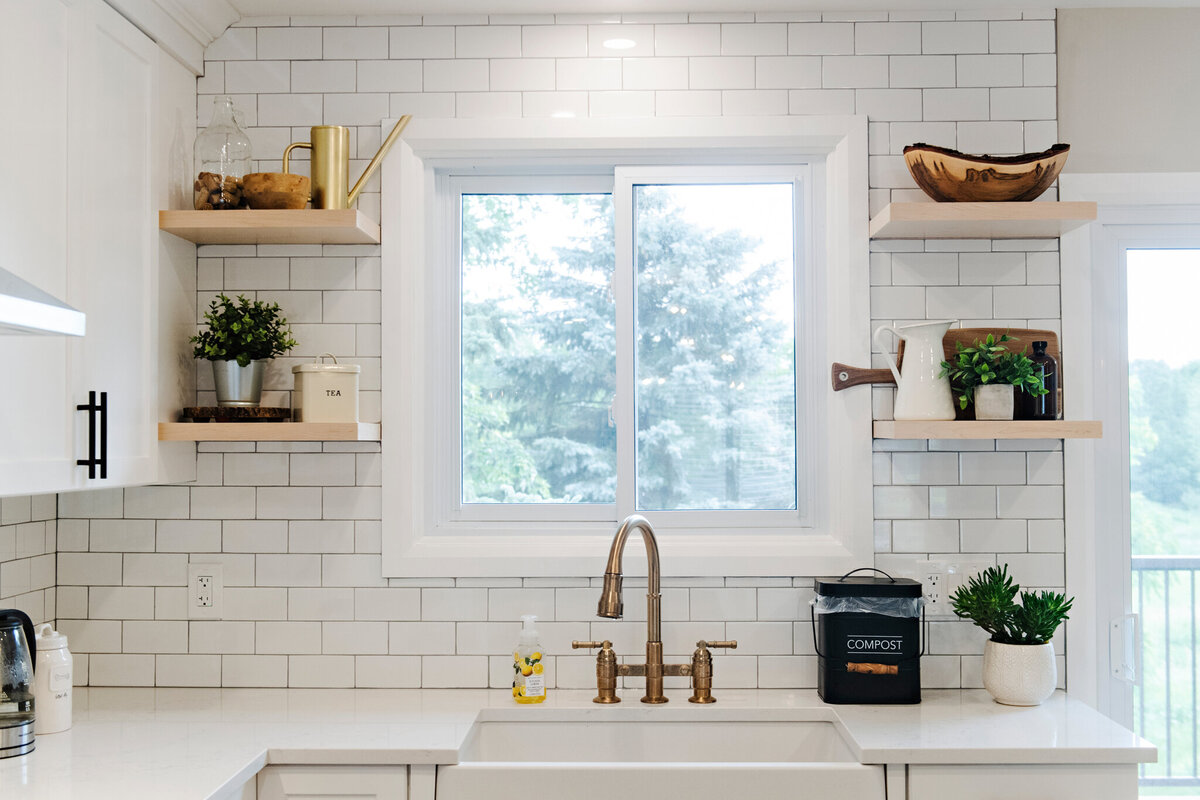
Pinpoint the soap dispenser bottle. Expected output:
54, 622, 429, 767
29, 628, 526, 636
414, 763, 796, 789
512, 614, 546, 704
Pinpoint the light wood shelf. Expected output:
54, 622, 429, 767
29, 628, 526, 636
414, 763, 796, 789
158, 209, 380, 245
873, 420, 1102, 440
159, 422, 380, 442
869, 201, 1097, 239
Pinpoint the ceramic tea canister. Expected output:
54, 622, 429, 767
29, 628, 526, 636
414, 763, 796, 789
33, 624, 72, 734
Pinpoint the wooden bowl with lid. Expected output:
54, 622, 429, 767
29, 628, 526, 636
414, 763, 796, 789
902, 143, 1070, 202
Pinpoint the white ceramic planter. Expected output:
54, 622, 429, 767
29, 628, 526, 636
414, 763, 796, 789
973, 384, 1014, 420
982, 640, 1057, 706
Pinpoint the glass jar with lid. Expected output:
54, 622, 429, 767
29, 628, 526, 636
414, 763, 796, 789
194, 95, 251, 209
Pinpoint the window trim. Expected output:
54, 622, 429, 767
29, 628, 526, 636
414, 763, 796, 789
381, 115, 871, 578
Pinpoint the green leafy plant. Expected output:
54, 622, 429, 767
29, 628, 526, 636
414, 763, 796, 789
939, 333, 1048, 410
950, 564, 1073, 645
190, 294, 297, 367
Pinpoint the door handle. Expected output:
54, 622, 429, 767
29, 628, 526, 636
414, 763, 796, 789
76, 390, 108, 480
1109, 612, 1141, 685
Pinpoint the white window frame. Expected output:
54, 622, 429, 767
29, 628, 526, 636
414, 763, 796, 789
381, 116, 871, 578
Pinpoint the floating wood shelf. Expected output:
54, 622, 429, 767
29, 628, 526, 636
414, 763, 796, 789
158, 422, 380, 442
869, 201, 1097, 239
873, 420, 1102, 440
158, 209, 380, 245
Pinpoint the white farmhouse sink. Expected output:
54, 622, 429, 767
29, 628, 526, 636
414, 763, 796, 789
437, 717, 885, 800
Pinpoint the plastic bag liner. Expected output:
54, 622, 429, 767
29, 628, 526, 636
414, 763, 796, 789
812, 594, 924, 618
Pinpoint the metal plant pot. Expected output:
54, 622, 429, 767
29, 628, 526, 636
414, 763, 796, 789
212, 359, 266, 407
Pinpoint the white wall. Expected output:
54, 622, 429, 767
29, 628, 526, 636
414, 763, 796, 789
1059, 8, 1200, 174
55, 9, 1067, 691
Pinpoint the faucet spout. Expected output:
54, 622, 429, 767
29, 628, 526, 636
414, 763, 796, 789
598, 514, 665, 702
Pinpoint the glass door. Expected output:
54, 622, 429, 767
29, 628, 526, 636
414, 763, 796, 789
1126, 246, 1200, 797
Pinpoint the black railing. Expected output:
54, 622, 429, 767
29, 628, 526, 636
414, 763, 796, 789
1134, 555, 1200, 789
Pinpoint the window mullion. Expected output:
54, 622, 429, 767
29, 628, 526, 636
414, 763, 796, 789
613, 168, 637, 519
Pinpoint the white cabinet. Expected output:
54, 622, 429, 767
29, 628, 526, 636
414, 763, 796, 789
0, 0, 77, 495
257, 766, 408, 800
0, 0, 194, 497
906, 764, 1138, 800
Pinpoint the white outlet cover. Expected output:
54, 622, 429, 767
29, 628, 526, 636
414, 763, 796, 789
187, 563, 224, 620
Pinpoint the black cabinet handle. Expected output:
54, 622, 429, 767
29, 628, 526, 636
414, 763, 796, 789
76, 390, 108, 480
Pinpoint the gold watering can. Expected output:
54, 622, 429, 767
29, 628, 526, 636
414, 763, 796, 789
282, 115, 412, 209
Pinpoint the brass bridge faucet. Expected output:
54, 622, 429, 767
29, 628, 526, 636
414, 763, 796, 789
572, 514, 737, 704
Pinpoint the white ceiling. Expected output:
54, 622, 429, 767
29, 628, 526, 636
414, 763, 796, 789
227, 0, 1200, 16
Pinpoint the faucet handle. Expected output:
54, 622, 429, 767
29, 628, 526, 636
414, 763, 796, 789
572, 641, 619, 704
572, 640, 612, 650
688, 640, 738, 705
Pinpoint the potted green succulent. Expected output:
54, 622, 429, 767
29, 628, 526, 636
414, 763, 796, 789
950, 564, 1073, 706
939, 333, 1048, 420
191, 294, 297, 407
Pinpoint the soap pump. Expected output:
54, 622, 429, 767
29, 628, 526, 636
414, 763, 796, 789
512, 614, 546, 704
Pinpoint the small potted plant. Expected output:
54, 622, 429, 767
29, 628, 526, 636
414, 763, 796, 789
950, 564, 1073, 706
939, 333, 1047, 420
191, 294, 297, 407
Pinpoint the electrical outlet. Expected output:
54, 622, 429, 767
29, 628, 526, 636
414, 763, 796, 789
188, 563, 223, 620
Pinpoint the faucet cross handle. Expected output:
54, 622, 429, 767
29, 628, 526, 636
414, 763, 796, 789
572, 640, 620, 704
689, 639, 738, 705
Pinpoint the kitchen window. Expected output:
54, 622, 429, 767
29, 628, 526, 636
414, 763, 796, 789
381, 116, 872, 578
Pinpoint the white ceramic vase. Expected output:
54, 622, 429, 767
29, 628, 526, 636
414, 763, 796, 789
973, 384, 1014, 420
983, 640, 1056, 706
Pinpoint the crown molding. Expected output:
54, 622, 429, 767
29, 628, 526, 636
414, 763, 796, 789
105, 0, 238, 75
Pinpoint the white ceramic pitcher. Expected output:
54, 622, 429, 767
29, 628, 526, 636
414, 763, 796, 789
873, 320, 957, 420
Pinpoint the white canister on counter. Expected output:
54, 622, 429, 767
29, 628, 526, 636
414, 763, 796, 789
292, 353, 361, 423
33, 624, 72, 734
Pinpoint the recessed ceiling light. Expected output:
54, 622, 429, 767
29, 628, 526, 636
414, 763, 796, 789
602, 38, 637, 50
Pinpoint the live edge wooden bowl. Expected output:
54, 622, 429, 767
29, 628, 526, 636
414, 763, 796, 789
902, 143, 1070, 202
242, 172, 311, 210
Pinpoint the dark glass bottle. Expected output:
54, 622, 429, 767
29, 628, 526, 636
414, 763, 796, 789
1018, 340, 1058, 420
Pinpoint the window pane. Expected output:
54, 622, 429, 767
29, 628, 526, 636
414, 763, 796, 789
461, 193, 616, 504
634, 183, 797, 511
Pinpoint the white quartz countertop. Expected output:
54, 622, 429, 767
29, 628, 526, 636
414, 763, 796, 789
0, 688, 1154, 799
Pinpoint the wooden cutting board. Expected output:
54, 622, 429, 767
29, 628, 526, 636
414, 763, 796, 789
832, 327, 1060, 393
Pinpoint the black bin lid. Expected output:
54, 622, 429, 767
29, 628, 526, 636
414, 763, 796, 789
814, 568, 922, 598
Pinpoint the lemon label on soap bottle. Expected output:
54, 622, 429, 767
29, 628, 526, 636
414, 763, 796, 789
513, 616, 547, 704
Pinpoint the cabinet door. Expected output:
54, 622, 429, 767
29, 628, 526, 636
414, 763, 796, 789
0, 0, 78, 496
65, 0, 160, 489
257, 766, 408, 800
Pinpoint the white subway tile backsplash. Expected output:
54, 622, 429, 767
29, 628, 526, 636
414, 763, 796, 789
456, 25, 522, 58
190, 621, 256, 654
989, 20, 1055, 54
889, 55, 955, 88
921, 21, 988, 54
929, 486, 996, 519
990, 87, 1056, 121
892, 519, 960, 553
689, 56, 754, 89
723, 23, 787, 55
222, 655, 288, 687
521, 25, 586, 57
654, 23, 721, 56
855, 22, 921, 55
788, 88, 855, 115
821, 55, 888, 88
51, 12, 1069, 690
922, 88, 990, 121
787, 22, 853, 55
855, 89, 923, 121
324, 26, 389, 60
